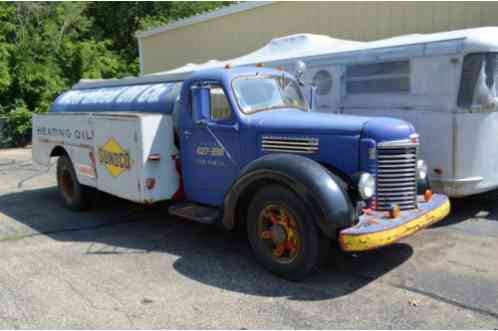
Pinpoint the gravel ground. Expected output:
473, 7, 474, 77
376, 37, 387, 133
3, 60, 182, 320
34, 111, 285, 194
0, 148, 497, 329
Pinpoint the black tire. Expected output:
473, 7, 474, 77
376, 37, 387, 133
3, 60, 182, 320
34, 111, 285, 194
246, 184, 328, 281
56, 155, 93, 211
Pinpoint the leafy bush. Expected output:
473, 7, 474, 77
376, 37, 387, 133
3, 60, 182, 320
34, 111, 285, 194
0, 104, 34, 147
0, 2, 231, 147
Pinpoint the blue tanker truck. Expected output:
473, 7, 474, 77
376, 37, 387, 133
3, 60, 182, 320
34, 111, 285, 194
32, 65, 450, 280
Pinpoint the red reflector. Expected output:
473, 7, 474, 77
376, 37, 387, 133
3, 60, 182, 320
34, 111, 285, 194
424, 189, 433, 202
89, 151, 96, 168
148, 154, 161, 161
362, 208, 373, 215
434, 168, 443, 175
389, 204, 401, 219
145, 178, 155, 190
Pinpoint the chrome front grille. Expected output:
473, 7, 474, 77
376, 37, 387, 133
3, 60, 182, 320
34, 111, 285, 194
261, 136, 319, 154
375, 144, 418, 211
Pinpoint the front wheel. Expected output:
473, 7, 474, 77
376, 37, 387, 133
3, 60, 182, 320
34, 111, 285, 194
247, 185, 328, 281
56, 155, 93, 211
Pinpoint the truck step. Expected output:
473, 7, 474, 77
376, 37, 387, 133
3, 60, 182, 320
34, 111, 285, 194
168, 202, 219, 224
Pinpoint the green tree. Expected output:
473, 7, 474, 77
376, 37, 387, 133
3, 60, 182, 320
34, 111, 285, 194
85, 2, 228, 74
0, 1, 232, 147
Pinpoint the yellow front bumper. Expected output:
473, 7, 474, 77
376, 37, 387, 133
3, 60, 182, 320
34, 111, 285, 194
339, 194, 450, 252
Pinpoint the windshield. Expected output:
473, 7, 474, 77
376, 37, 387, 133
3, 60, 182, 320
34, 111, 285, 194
232, 75, 308, 114
458, 53, 498, 109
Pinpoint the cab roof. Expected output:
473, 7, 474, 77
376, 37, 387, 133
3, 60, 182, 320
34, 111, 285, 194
185, 66, 292, 85
72, 65, 286, 90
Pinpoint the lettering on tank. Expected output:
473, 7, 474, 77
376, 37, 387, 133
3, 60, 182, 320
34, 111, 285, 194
36, 126, 94, 141
56, 83, 179, 106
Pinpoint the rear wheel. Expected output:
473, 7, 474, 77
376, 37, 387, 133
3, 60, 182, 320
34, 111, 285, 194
56, 155, 93, 211
247, 185, 328, 280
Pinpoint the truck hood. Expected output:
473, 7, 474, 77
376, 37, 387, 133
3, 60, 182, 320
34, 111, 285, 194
247, 109, 415, 141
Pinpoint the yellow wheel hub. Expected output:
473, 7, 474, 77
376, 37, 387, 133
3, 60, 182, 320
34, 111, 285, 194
258, 205, 300, 263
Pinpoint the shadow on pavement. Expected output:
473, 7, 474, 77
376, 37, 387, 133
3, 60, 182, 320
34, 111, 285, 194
0, 187, 413, 301
431, 194, 498, 228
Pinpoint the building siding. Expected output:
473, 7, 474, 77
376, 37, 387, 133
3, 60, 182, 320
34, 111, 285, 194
140, 1, 498, 74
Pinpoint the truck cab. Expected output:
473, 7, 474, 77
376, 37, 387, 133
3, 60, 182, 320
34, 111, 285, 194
32, 66, 450, 280
181, 67, 417, 206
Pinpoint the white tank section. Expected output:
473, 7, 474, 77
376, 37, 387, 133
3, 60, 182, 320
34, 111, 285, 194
32, 112, 180, 204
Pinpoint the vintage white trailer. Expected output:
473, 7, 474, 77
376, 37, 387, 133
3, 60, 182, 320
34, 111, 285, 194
150, 27, 498, 198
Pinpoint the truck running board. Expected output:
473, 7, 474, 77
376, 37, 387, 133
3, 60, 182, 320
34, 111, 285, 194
168, 202, 219, 224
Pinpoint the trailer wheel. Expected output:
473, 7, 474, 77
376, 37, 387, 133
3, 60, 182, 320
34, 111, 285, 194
247, 184, 327, 280
56, 155, 93, 211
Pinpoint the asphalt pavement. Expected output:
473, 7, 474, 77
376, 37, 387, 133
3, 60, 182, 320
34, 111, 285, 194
0, 148, 497, 329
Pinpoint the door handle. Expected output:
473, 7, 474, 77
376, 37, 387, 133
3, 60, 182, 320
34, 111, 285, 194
184, 130, 192, 139
195, 119, 208, 127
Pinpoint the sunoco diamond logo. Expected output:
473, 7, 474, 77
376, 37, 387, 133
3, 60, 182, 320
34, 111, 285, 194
97, 137, 131, 177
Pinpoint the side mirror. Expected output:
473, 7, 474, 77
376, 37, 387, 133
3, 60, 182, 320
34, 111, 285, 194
191, 85, 210, 125
309, 84, 316, 110
306, 84, 317, 111
295, 60, 307, 86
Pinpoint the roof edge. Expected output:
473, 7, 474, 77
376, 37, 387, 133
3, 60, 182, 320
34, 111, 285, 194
135, 1, 274, 39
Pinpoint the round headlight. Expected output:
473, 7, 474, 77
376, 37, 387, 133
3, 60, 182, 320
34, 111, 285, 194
358, 173, 376, 200
417, 159, 428, 180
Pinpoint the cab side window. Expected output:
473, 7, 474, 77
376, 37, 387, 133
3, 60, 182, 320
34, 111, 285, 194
210, 86, 231, 121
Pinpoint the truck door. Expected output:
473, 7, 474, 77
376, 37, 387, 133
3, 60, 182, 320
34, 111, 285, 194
180, 83, 240, 206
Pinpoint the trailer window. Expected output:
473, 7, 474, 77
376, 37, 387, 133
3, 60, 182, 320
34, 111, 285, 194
312, 70, 333, 95
345, 60, 410, 94
458, 53, 498, 109
210, 86, 231, 121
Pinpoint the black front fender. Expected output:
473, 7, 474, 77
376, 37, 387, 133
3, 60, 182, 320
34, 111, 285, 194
223, 154, 355, 239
